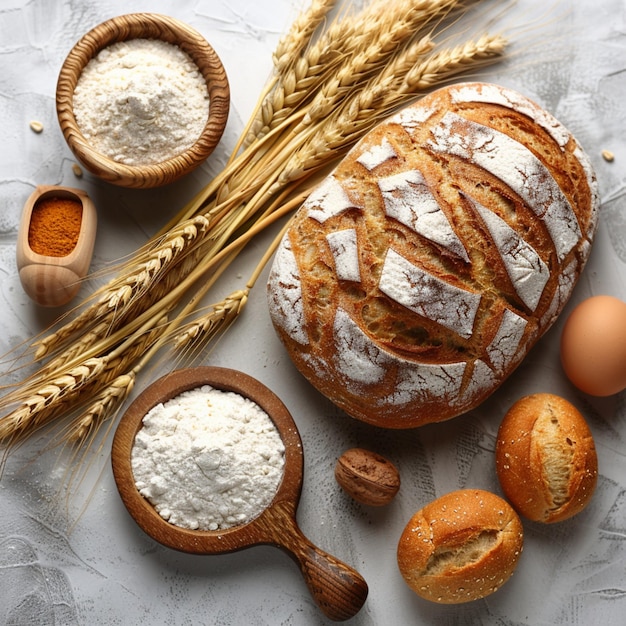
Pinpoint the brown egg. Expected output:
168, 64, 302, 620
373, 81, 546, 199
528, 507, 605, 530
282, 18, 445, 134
560, 295, 626, 396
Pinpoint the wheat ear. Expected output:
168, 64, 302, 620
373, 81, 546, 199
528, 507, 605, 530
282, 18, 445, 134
32, 215, 210, 360
0, 313, 169, 445
402, 33, 509, 91
64, 373, 136, 447
277, 32, 507, 185
0, 358, 107, 443
238, 0, 337, 152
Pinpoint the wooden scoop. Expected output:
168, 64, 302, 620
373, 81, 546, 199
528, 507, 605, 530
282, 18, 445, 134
111, 367, 368, 621
16, 185, 97, 307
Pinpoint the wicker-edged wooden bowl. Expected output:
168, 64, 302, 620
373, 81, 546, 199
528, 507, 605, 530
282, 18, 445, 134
56, 13, 230, 189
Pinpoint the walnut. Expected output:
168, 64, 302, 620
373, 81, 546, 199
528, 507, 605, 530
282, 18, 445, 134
335, 448, 400, 506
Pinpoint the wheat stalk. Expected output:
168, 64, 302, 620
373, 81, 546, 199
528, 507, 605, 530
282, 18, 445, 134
32, 215, 211, 361
277, 33, 507, 185
240, 0, 337, 151
169, 207, 297, 361
1, 195, 302, 446
61, 373, 137, 448
402, 32, 508, 91
299, 1, 461, 127
246, 0, 463, 148
0, 311, 171, 447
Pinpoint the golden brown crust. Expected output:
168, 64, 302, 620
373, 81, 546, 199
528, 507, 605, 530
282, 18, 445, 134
397, 489, 524, 603
267, 82, 599, 428
495, 393, 598, 523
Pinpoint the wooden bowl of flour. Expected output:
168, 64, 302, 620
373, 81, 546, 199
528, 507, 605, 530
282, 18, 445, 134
56, 13, 230, 189
111, 367, 368, 621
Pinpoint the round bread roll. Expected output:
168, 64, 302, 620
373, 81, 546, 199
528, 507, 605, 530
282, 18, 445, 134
495, 393, 598, 523
266, 82, 599, 428
397, 489, 523, 604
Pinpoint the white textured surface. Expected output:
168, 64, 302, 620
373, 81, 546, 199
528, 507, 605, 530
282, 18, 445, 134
326, 229, 361, 282
305, 174, 362, 223
73, 39, 210, 164
1, 1, 625, 625
472, 198, 550, 310
449, 82, 572, 147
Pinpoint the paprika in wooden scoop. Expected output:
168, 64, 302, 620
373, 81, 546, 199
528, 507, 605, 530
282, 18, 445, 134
16, 185, 97, 307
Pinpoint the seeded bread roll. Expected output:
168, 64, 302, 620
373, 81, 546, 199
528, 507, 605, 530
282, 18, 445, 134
495, 393, 598, 523
397, 489, 524, 604
266, 82, 599, 428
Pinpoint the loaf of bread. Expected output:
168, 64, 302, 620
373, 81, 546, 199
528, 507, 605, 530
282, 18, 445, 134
495, 393, 598, 523
267, 82, 599, 428
397, 489, 524, 604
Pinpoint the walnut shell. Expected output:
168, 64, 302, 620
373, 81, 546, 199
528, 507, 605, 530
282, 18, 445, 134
335, 447, 400, 506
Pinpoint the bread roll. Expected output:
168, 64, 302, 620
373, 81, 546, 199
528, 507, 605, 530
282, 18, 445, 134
397, 489, 523, 604
266, 82, 599, 428
495, 393, 598, 523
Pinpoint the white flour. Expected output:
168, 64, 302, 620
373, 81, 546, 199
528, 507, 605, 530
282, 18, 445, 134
131, 385, 285, 531
73, 38, 210, 165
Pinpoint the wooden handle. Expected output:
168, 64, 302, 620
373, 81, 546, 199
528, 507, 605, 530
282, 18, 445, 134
263, 503, 368, 621
291, 528, 369, 621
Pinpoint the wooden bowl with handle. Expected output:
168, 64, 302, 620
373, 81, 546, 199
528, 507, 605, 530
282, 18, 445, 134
56, 13, 230, 189
111, 366, 368, 621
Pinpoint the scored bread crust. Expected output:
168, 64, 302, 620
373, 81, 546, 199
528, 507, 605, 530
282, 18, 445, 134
267, 82, 600, 428
495, 393, 598, 523
397, 489, 524, 604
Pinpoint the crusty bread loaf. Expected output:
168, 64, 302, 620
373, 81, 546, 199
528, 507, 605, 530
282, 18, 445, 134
495, 393, 598, 523
267, 82, 599, 428
397, 489, 524, 604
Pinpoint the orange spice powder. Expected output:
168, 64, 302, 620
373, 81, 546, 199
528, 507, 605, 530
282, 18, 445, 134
28, 197, 83, 257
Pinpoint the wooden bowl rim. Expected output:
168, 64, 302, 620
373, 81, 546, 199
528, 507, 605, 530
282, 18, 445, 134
111, 366, 304, 554
56, 13, 230, 188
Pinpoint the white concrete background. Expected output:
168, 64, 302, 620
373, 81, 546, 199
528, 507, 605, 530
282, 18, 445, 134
0, 0, 625, 624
